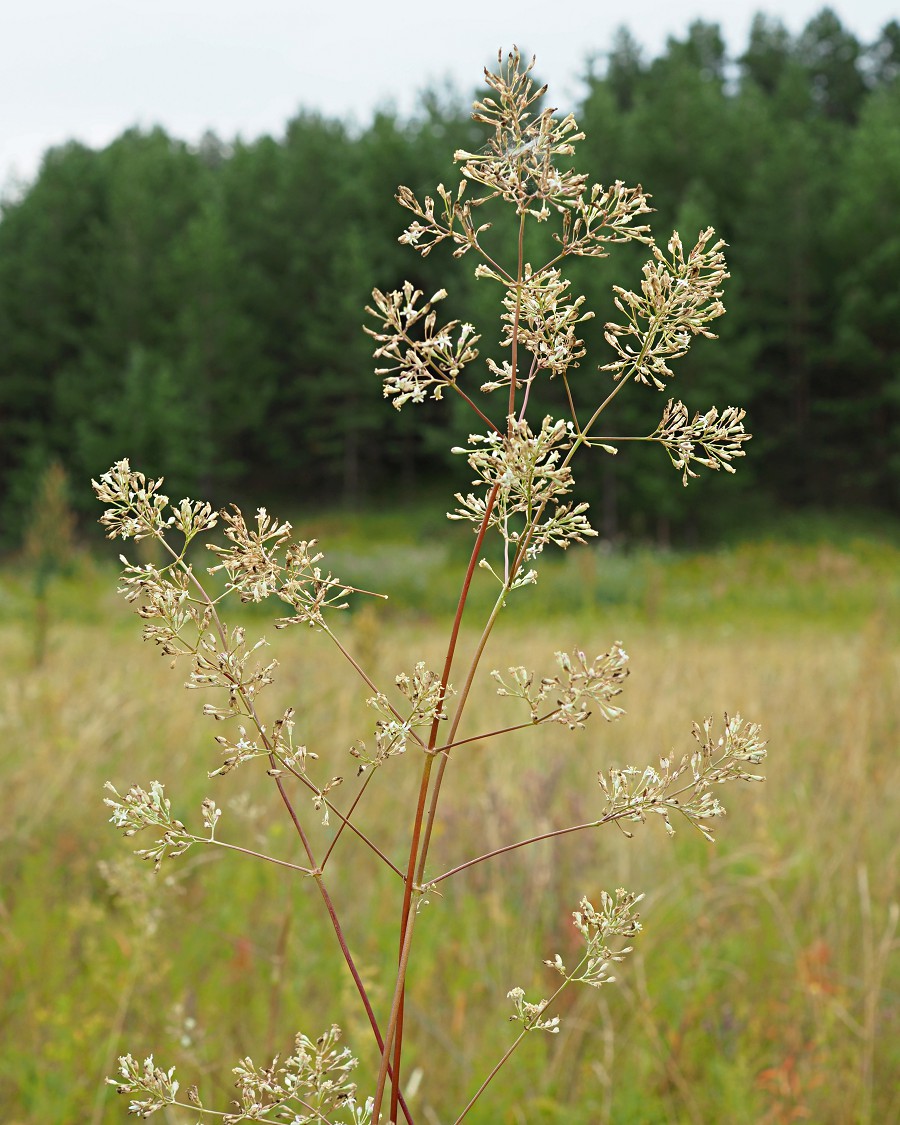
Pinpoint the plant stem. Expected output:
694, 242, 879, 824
320, 768, 394, 873
206, 838, 314, 874
415, 584, 508, 881
561, 372, 583, 434
373, 901, 420, 1124
382, 481, 501, 1125
148, 522, 408, 1113
451, 1030, 527, 1124
386, 211, 528, 1122
435, 719, 536, 753
432, 760, 749, 886
453, 972, 576, 1123
516, 356, 539, 422
508, 209, 527, 419
272, 760, 398, 873
433, 704, 570, 756
452, 382, 502, 432
278, 760, 404, 876
269, 740, 412, 1121
590, 434, 653, 443
431, 819, 608, 885
454, 949, 594, 1125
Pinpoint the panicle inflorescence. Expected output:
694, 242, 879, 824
556, 179, 653, 258
109, 1027, 373, 1124
383, 46, 653, 294
207, 505, 292, 601
97, 47, 767, 1125
367, 49, 750, 623
208, 506, 356, 628
492, 643, 629, 728
109, 1054, 180, 1117
450, 416, 596, 571
603, 228, 729, 390
495, 266, 593, 381
354, 663, 452, 772
229, 1025, 362, 1124
91, 461, 370, 778
565, 888, 644, 987
508, 888, 643, 1037
103, 781, 194, 870
653, 398, 751, 485
597, 713, 767, 841
365, 283, 479, 408
94, 461, 183, 542
189, 627, 277, 709
506, 987, 561, 1034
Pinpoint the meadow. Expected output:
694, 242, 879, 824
1, 512, 898, 1124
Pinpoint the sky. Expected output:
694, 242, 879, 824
2, 0, 897, 191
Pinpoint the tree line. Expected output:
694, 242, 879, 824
1, 8, 899, 547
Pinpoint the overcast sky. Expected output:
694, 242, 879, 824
2, 0, 897, 191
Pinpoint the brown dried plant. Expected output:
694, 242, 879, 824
95, 48, 766, 1124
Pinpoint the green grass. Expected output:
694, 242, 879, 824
9, 502, 897, 634
1, 519, 898, 1123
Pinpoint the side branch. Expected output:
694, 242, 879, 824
432, 819, 602, 886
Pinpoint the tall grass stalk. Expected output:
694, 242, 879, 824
93, 49, 766, 1123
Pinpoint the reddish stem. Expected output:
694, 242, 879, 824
382, 482, 501, 1125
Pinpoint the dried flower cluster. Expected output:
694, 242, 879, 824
104, 780, 199, 870
492, 643, 629, 727
508, 887, 643, 1038
96, 47, 765, 1125
450, 415, 596, 569
653, 398, 750, 485
596, 713, 767, 841
110, 1027, 373, 1124
355, 663, 451, 771
602, 229, 728, 389
367, 284, 479, 408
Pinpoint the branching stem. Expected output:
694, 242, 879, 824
141, 518, 410, 1118
320, 768, 399, 875
323, 623, 426, 750
378, 481, 501, 1125
453, 971, 576, 1123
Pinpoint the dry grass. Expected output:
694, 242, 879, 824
1, 541, 898, 1123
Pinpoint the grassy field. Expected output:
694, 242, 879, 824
1, 514, 899, 1124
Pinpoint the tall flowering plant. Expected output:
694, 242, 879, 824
97, 48, 765, 1124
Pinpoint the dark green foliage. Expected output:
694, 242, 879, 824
1, 9, 897, 546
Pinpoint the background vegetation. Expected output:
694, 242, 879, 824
2, 8, 900, 547
1, 514, 898, 1122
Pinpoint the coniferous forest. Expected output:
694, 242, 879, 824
2, 9, 899, 545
